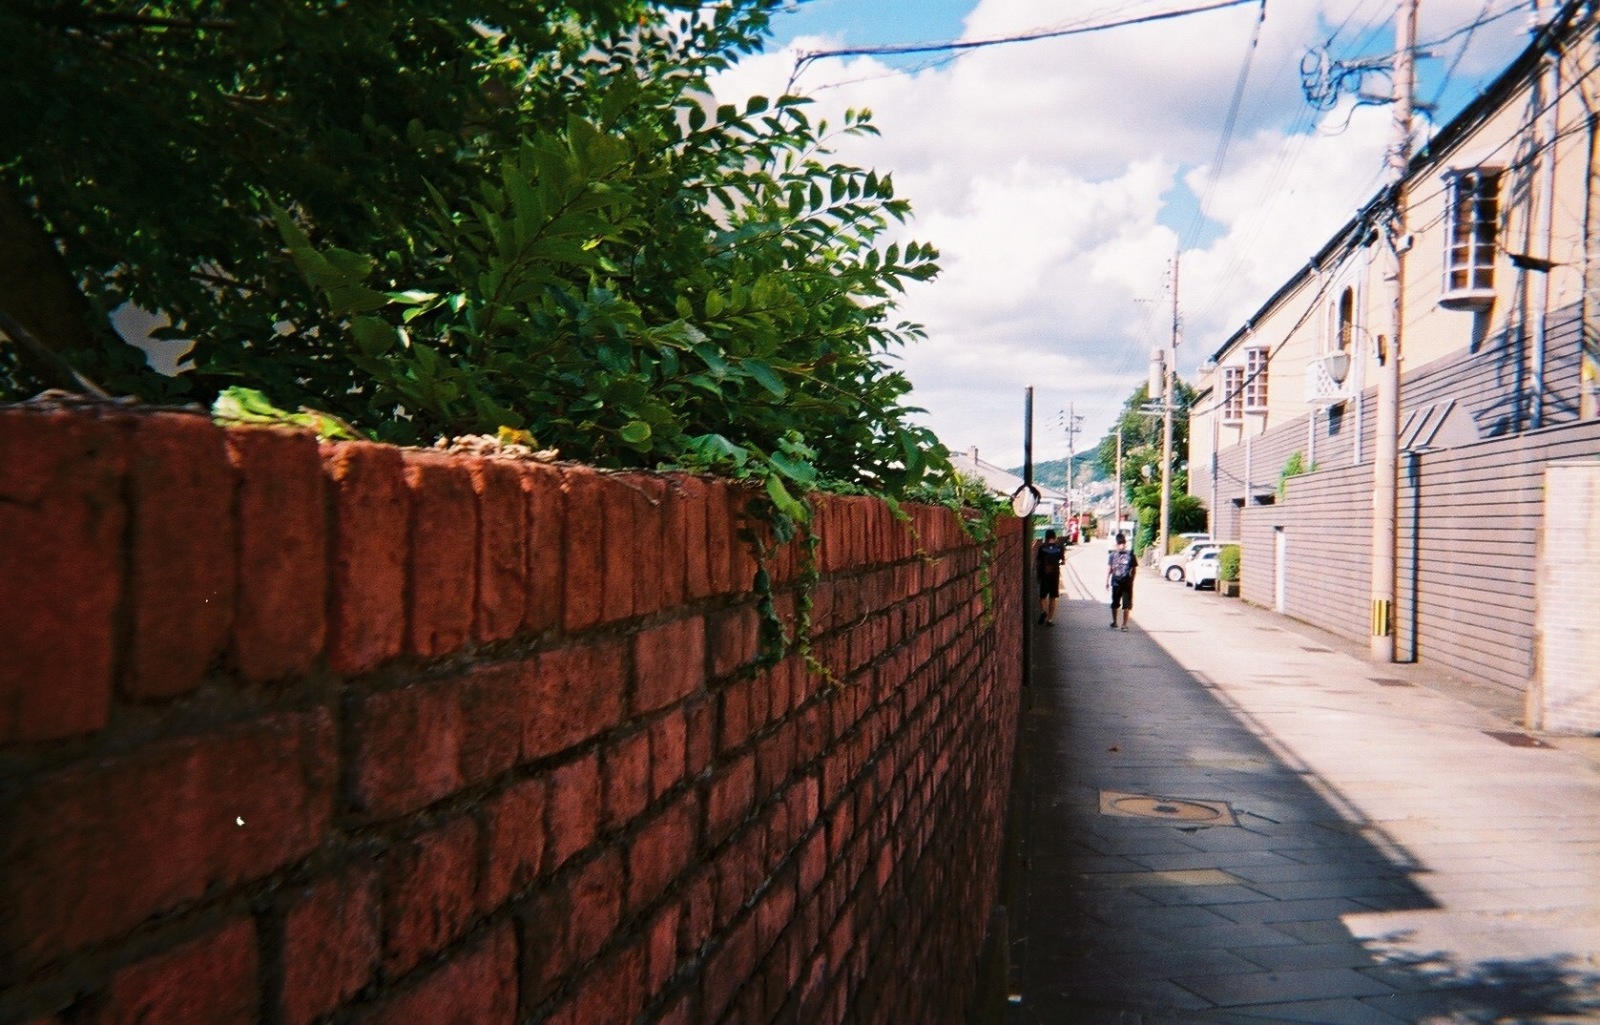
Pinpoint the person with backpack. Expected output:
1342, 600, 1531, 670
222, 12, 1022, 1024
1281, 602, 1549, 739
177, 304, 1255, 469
1034, 528, 1067, 625
1107, 532, 1136, 631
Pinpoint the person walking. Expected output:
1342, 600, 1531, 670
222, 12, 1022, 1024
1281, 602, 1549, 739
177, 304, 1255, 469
1106, 532, 1136, 631
1034, 528, 1066, 625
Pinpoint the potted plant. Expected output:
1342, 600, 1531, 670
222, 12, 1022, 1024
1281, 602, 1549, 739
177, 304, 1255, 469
1218, 544, 1241, 597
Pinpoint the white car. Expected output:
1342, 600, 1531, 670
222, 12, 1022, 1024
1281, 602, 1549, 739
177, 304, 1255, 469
1159, 540, 1219, 582
1188, 549, 1221, 589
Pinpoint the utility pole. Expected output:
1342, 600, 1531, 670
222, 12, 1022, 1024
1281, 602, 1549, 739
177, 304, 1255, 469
1114, 430, 1123, 535
1160, 254, 1179, 557
1370, 0, 1416, 660
1061, 404, 1084, 523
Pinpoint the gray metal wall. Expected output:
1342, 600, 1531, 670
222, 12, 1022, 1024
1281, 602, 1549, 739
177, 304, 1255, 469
1212, 303, 1598, 693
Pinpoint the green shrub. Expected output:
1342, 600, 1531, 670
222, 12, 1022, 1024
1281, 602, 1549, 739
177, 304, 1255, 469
1219, 544, 1241, 582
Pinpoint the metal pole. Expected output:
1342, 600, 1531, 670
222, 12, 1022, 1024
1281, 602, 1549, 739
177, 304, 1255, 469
1022, 387, 1035, 687
1370, 0, 1416, 660
1158, 255, 1178, 558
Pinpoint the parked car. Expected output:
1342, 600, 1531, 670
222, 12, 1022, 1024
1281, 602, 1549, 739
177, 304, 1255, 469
1159, 539, 1219, 582
1188, 549, 1221, 590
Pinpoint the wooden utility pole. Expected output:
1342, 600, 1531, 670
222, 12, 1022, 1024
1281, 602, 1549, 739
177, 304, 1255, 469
1370, 0, 1416, 660
1158, 255, 1179, 557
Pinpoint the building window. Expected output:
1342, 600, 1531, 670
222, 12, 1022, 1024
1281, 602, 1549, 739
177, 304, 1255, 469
1441, 169, 1500, 307
1245, 347, 1269, 411
1337, 287, 1354, 352
1222, 366, 1244, 423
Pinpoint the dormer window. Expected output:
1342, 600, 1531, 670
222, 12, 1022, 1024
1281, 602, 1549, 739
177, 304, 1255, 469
1245, 347, 1269, 411
1222, 366, 1244, 424
1441, 168, 1500, 309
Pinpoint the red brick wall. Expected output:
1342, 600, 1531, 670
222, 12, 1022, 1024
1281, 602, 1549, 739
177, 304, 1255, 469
0, 404, 1023, 1025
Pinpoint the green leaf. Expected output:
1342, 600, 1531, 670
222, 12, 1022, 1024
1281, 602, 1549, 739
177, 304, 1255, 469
351, 316, 397, 357
743, 358, 786, 397
764, 474, 806, 521
620, 420, 652, 444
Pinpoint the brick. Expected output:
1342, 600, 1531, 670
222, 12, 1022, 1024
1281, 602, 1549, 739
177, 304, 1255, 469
632, 617, 706, 715
704, 480, 738, 595
648, 709, 688, 800
546, 752, 601, 871
706, 752, 756, 846
563, 942, 645, 1025
728, 484, 760, 591
646, 476, 684, 610
703, 913, 758, 1023
124, 413, 235, 699
382, 816, 480, 976
281, 865, 379, 1025
685, 700, 715, 780
0, 710, 334, 968
357, 922, 516, 1025
600, 474, 637, 624
670, 475, 712, 600
709, 604, 760, 678
560, 468, 606, 631
798, 831, 827, 895
681, 868, 717, 956
97, 917, 257, 1025
646, 902, 682, 995
350, 679, 463, 819
627, 474, 671, 615
521, 641, 625, 761
719, 679, 751, 754
627, 793, 698, 912
470, 459, 528, 643
518, 464, 565, 635
602, 728, 652, 830
571, 849, 626, 959
0, 408, 123, 741
519, 884, 573, 1006
402, 452, 476, 656
227, 426, 327, 680
481, 777, 546, 911
323, 441, 408, 674
756, 721, 798, 795
457, 663, 524, 786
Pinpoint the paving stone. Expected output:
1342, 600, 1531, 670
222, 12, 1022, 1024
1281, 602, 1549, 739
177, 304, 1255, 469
1005, 550, 1600, 1025
1175, 968, 1397, 1007
1225, 997, 1410, 1024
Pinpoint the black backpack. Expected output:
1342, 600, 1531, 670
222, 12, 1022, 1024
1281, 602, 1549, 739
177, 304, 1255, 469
1110, 549, 1134, 581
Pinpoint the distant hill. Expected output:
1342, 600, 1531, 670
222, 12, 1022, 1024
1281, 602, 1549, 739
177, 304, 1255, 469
1009, 456, 1102, 491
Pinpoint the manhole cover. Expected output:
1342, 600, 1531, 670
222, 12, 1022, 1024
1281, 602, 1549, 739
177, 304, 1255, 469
1100, 791, 1238, 826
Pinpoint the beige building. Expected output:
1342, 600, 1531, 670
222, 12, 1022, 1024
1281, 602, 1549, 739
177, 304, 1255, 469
1188, 3, 1600, 730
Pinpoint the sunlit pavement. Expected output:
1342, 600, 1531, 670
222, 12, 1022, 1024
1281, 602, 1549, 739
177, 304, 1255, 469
1006, 540, 1600, 1024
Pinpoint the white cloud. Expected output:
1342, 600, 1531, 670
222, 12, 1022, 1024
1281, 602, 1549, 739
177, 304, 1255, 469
714, 0, 1530, 468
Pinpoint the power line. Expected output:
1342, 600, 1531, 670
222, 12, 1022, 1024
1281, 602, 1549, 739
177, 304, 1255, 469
1180, 0, 1270, 252
791, 0, 1262, 73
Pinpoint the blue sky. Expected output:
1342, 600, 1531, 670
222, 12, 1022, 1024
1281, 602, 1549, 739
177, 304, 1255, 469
770, 0, 975, 50
720, 1, 1534, 467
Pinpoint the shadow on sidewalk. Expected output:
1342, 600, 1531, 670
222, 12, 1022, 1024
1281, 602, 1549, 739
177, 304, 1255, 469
1003, 595, 1600, 1025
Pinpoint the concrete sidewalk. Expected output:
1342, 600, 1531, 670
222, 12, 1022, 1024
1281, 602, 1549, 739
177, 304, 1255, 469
1006, 540, 1600, 1024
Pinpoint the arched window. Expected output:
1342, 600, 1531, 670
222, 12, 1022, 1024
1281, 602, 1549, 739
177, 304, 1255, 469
1337, 287, 1354, 352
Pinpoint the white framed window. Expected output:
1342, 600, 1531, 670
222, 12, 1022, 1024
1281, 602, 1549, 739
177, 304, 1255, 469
1441, 168, 1500, 307
1222, 366, 1244, 423
1245, 347, 1269, 411
1336, 287, 1354, 352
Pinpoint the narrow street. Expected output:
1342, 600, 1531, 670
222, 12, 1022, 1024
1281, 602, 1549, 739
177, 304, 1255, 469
1006, 539, 1600, 1024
